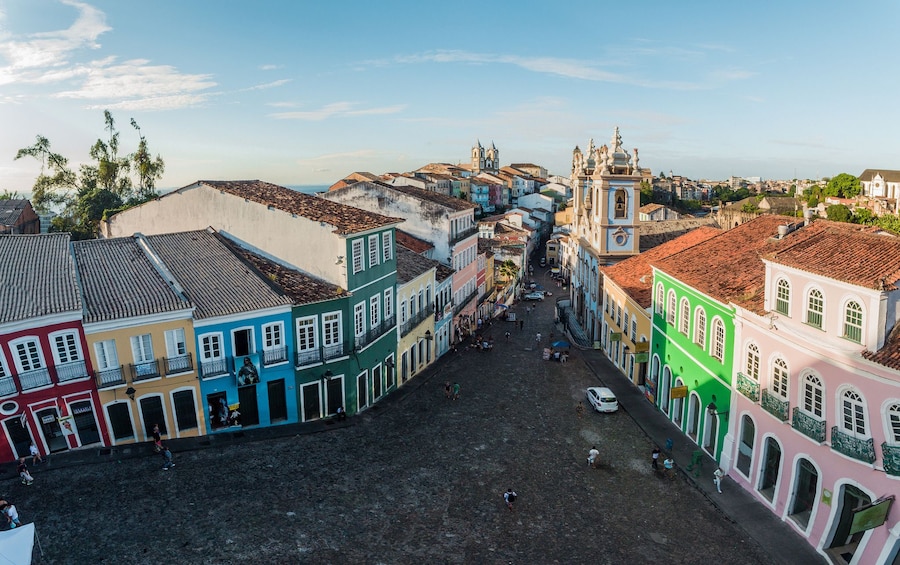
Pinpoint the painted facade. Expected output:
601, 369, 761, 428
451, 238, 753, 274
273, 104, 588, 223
396, 247, 438, 384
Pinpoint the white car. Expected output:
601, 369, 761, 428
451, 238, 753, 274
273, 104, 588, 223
586, 387, 619, 413
523, 291, 544, 301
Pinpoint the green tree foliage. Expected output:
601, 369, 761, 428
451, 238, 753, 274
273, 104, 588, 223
15, 111, 165, 239
851, 208, 875, 225
823, 173, 861, 198
0, 190, 22, 200
639, 180, 653, 206
825, 204, 852, 223
498, 259, 519, 282
873, 214, 900, 234
807, 194, 819, 208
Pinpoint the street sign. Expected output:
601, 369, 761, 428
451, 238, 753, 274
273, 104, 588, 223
609, 332, 622, 342
671, 385, 688, 399
634, 341, 650, 353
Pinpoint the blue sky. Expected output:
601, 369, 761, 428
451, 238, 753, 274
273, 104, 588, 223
1, 0, 898, 195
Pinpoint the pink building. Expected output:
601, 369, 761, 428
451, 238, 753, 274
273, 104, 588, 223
726, 221, 900, 565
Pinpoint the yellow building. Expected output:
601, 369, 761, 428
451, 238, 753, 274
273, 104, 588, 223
396, 247, 439, 383
74, 237, 207, 445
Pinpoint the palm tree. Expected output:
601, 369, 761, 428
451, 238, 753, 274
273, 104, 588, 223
498, 260, 519, 283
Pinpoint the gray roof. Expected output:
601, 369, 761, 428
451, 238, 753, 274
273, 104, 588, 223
73, 237, 193, 324
0, 199, 31, 226
144, 230, 292, 320
0, 233, 81, 324
396, 245, 439, 284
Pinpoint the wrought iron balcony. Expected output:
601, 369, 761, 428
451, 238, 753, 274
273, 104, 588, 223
55, 359, 88, 382
736, 372, 760, 402
200, 357, 231, 380
130, 359, 161, 382
262, 346, 288, 366
322, 342, 346, 361
401, 306, 435, 336
295, 348, 322, 367
95, 366, 126, 388
164, 353, 193, 375
882, 443, 900, 476
831, 427, 875, 463
0, 376, 17, 396
791, 408, 826, 443
761, 388, 789, 422
19, 367, 52, 390
354, 315, 397, 350
450, 226, 478, 246
453, 290, 478, 316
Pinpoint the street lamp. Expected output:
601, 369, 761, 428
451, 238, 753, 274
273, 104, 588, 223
707, 399, 729, 419
125, 387, 136, 401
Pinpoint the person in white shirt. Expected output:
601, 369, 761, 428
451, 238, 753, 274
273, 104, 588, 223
587, 446, 600, 468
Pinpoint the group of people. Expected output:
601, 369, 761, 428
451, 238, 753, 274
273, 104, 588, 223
443, 381, 460, 400
152, 423, 175, 470
0, 501, 20, 530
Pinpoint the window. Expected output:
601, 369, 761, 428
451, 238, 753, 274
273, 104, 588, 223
370, 295, 380, 328
802, 373, 823, 418
655, 284, 664, 314
772, 358, 789, 398
843, 301, 863, 343
745, 343, 760, 381
354, 302, 365, 337
888, 403, 900, 443
13, 338, 43, 372
368, 235, 379, 267
173, 389, 198, 432
679, 299, 690, 336
384, 288, 394, 320
323, 312, 341, 347
164, 328, 187, 357
130, 334, 154, 363
263, 322, 283, 349
806, 289, 823, 328
840, 389, 866, 436
711, 318, 725, 361
775, 279, 790, 315
614, 189, 627, 218
399, 300, 407, 325
199, 334, 223, 361
352, 239, 364, 274
694, 309, 706, 347
666, 291, 676, 325
631, 319, 637, 340
616, 306, 622, 328
382, 232, 392, 262
296, 317, 317, 352
0, 355, 6, 380
52, 332, 81, 363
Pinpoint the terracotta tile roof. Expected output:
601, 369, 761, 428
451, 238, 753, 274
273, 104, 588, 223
762, 220, 900, 291
396, 246, 439, 284
435, 263, 454, 282
197, 180, 403, 235
396, 230, 434, 254
73, 237, 192, 324
220, 238, 349, 305
144, 230, 292, 320
651, 215, 796, 311
370, 181, 478, 211
0, 233, 81, 324
638, 218, 720, 252
863, 323, 900, 369
602, 227, 721, 308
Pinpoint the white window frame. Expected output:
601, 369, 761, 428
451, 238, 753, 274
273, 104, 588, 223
843, 300, 864, 343
368, 235, 379, 268
806, 288, 824, 329
263, 322, 284, 350
745, 343, 760, 381
11, 337, 44, 372
771, 358, 789, 399
710, 318, 725, 361
164, 328, 187, 358
694, 308, 706, 347
94, 340, 119, 371
666, 290, 676, 325
354, 302, 366, 337
801, 372, 824, 418
50, 330, 82, 364
775, 278, 790, 316
322, 312, 342, 347
370, 295, 380, 328
382, 232, 392, 262
131, 334, 154, 364
679, 298, 690, 336
655, 283, 664, 314
296, 316, 318, 352
887, 402, 900, 444
352, 239, 364, 274
198, 333, 224, 362
384, 288, 394, 320
840, 389, 867, 437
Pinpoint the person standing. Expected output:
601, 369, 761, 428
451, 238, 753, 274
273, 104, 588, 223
504, 331, 510, 341
17, 458, 33, 486
713, 467, 724, 493
29, 442, 43, 465
535, 332, 541, 345
651, 446, 661, 470
452, 382, 460, 400
503, 489, 517, 511
161, 446, 175, 470
587, 446, 600, 468
444, 381, 452, 399
2, 503, 21, 529
152, 423, 162, 452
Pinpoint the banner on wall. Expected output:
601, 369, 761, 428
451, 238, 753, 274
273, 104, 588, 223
57, 415, 76, 437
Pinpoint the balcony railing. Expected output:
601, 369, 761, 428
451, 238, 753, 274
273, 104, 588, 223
0, 376, 17, 396
164, 353, 193, 375
55, 359, 88, 382
791, 408, 826, 443
19, 367, 52, 390
450, 226, 478, 245
882, 443, 900, 476
262, 346, 288, 366
296, 348, 322, 367
323, 342, 346, 361
831, 427, 875, 463
200, 357, 231, 380
453, 290, 478, 316
761, 388, 789, 422
95, 366, 126, 389
355, 315, 396, 350
435, 302, 453, 322
401, 306, 435, 336
736, 372, 760, 403
130, 359, 161, 382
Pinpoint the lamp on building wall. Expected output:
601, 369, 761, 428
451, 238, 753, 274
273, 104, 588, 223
321, 370, 334, 383
706, 396, 728, 419
125, 387, 136, 401
418, 330, 433, 341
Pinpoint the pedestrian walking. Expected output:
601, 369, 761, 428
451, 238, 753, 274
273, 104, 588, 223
713, 467, 724, 493
575, 401, 584, 419
651, 446, 661, 470
535, 332, 541, 345
504, 331, 510, 341
152, 423, 162, 452
17, 457, 33, 486
29, 442, 43, 465
452, 382, 460, 400
444, 381, 452, 399
518, 319, 524, 330
336, 406, 346, 421
503, 489, 517, 511
161, 446, 175, 470
587, 446, 600, 468
1, 503, 21, 529
663, 457, 675, 480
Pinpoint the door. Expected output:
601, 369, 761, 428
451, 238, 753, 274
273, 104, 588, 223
357, 372, 368, 412
373, 366, 382, 400
71, 401, 101, 446
207, 392, 228, 430
3, 417, 32, 459
238, 385, 259, 426
326, 378, 343, 416
759, 437, 781, 501
827, 485, 871, 559
301, 382, 321, 422
139, 396, 167, 440
268, 380, 287, 422
106, 403, 134, 442
233, 328, 253, 357
789, 458, 819, 529
37, 408, 68, 452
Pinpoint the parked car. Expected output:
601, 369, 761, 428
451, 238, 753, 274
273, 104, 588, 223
540, 257, 546, 267
523, 291, 544, 301
586, 387, 619, 413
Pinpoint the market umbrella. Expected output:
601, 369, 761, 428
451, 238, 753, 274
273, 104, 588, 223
551, 340, 571, 348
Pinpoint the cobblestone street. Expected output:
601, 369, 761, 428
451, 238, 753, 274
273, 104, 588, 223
10, 296, 772, 565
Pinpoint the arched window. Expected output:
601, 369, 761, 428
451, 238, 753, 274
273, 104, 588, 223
736, 415, 755, 476
666, 290, 676, 325
745, 343, 760, 381
614, 189, 627, 218
694, 308, 706, 347
775, 278, 791, 316
802, 373, 823, 418
843, 301, 863, 343
772, 358, 789, 399
806, 289, 824, 328
679, 298, 690, 336
655, 284, 664, 314
888, 403, 900, 443
711, 318, 725, 361
841, 390, 866, 436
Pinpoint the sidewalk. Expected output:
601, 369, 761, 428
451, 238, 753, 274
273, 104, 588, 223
578, 345, 825, 565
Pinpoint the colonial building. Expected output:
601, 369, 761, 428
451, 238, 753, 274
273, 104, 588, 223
859, 169, 900, 200
395, 246, 438, 382
471, 140, 500, 174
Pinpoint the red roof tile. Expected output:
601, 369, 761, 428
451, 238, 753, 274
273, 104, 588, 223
395, 230, 434, 254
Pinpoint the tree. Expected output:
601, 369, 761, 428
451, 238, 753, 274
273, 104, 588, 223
130, 118, 165, 202
14, 135, 78, 212
639, 180, 653, 206
852, 208, 875, 225
825, 204, 852, 223
498, 260, 519, 282
0, 190, 22, 200
87, 110, 132, 197
823, 173, 861, 198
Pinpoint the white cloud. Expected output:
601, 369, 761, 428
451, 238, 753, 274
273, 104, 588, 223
270, 102, 405, 121
259, 64, 281, 71
242, 79, 291, 91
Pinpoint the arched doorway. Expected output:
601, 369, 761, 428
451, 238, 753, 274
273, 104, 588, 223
825, 484, 872, 564
736, 415, 755, 476
758, 437, 782, 501
672, 378, 685, 427
687, 393, 700, 441
788, 457, 819, 530
703, 411, 718, 456
660, 366, 672, 414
